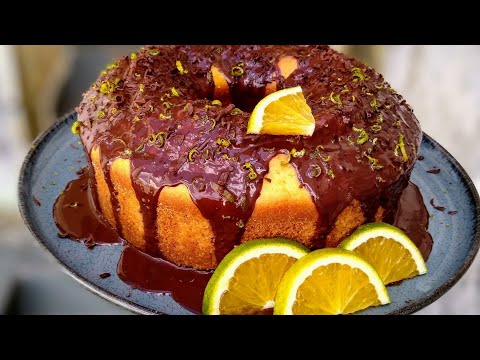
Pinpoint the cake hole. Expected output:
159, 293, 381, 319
229, 84, 269, 113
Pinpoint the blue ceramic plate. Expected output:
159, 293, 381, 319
18, 112, 480, 315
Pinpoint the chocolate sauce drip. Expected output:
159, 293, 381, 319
76, 45, 422, 262
394, 182, 433, 260
53, 169, 120, 245
131, 177, 161, 255
118, 246, 211, 313
101, 160, 124, 238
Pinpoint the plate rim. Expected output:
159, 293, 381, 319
18, 112, 154, 315
17, 111, 480, 315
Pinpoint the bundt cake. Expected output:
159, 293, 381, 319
75, 45, 421, 270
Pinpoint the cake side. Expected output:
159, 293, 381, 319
92, 146, 389, 270
240, 153, 320, 247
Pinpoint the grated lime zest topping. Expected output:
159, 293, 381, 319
71, 121, 81, 135
176, 60, 188, 75
188, 149, 199, 162
351, 67, 365, 81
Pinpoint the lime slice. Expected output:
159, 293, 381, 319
247, 86, 315, 136
339, 222, 427, 285
202, 238, 310, 315
274, 248, 390, 315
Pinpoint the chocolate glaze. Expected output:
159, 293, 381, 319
430, 198, 446, 212
32, 195, 42, 206
54, 172, 432, 313
394, 182, 433, 260
103, 162, 125, 239
53, 169, 120, 246
118, 245, 211, 313
76, 45, 422, 262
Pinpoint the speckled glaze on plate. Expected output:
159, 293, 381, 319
18, 112, 480, 315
